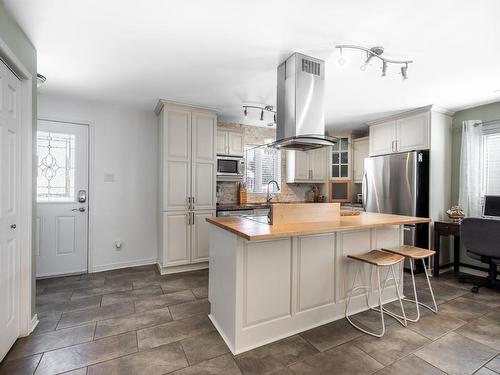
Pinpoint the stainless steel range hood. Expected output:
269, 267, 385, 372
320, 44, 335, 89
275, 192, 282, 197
269, 52, 337, 151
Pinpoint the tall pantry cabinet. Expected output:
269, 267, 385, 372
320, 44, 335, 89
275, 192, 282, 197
155, 100, 217, 274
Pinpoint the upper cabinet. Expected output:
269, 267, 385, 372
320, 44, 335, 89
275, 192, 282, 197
217, 129, 244, 156
369, 111, 430, 156
330, 136, 351, 179
352, 137, 369, 183
286, 148, 326, 183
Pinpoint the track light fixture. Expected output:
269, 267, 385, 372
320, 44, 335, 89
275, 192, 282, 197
335, 45, 413, 80
401, 64, 408, 80
242, 104, 277, 125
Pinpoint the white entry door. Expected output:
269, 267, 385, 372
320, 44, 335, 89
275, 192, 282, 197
36, 120, 89, 277
0, 60, 21, 360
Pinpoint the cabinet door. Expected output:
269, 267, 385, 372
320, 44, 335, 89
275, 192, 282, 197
192, 112, 216, 210
216, 130, 228, 155
369, 121, 396, 156
295, 151, 311, 181
396, 112, 430, 152
310, 148, 326, 182
228, 131, 244, 156
162, 212, 190, 267
352, 138, 369, 183
163, 109, 191, 211
191, 210, 215, 263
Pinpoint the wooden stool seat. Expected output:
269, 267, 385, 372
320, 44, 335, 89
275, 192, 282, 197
348, 250, 404, 266
382, 245, 435, 260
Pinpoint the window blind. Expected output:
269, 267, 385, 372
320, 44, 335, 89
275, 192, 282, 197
483, 132, 500, 195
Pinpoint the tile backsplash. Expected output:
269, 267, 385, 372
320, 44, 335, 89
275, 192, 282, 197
217, 122, 325, 205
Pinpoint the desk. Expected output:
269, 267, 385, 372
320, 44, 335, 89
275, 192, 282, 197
433, 220, 461, 277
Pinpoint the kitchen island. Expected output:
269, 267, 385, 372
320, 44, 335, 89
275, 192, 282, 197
206, 208, 430, 354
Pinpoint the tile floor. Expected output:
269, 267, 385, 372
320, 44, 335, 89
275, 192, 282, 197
1, 265, 500, 375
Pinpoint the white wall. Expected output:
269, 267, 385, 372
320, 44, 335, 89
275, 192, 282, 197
38, 94, 158, 272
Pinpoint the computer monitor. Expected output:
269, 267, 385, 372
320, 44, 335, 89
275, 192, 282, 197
483, 195, 500, 218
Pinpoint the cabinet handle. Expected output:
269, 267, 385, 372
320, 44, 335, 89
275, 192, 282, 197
391, 140, 395, 152
191, 212, 195, 225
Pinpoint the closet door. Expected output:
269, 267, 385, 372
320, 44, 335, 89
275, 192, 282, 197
163, 109, 191, 211
191, 112, 216, 210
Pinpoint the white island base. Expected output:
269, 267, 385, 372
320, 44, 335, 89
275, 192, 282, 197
208, 224, 405, 355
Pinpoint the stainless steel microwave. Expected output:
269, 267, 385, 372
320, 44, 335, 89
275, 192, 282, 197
217, 156, 245, 181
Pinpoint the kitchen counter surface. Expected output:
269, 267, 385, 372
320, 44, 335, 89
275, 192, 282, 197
207, 212, 431, 241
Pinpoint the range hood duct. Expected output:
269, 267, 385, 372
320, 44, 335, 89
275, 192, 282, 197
269, 52, 337, 151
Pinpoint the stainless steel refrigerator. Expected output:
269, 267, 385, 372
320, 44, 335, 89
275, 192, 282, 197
363, 150, 429, 249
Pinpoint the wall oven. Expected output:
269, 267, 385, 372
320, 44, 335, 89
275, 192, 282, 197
217, 156, 245, 181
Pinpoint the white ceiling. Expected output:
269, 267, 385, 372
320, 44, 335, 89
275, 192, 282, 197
5, 0, 500, 131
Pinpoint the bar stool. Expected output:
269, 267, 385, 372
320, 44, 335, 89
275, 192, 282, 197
382, 245, 437, 322
345, 250, 407, 338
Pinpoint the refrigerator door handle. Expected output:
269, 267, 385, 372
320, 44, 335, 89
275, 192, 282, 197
362, 171, 368, 211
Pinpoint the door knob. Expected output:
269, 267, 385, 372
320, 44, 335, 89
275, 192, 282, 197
10, 224, 16, 229
72, 207, 86, 212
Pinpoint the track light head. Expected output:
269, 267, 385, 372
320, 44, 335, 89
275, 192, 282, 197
401, 65, 408, 80
273, 113, 276, 123
260, 109, 264, 121
381, 61, 387, 77
244, 107, 248, 118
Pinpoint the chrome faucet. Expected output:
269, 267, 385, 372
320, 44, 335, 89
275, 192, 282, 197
266, 180, 280, 203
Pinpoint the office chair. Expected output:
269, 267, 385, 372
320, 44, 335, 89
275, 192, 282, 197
460, 218, 500, 293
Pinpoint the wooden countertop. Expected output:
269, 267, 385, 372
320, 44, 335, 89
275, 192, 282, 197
206, 212, 431, 241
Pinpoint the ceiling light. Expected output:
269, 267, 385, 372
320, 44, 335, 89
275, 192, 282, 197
37, 73, 46, 87
381, 61, 388, 77
244, 107, 248, 118
335, 45, 413, 80
401, 64, 408, 80
260, 109, 264, 121
273, 113, 277, 123
337, 47, 346, 65
241, 104, 276, 122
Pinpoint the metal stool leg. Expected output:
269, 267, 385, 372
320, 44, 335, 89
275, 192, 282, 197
394, 257, 437, 322
371, 261, 408, 327
346, 263, 390, 338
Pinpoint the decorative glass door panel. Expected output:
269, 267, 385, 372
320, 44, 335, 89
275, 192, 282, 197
331, 137, 350, 178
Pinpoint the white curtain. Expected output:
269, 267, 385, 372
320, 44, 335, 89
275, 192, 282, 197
459, 120, 483, 217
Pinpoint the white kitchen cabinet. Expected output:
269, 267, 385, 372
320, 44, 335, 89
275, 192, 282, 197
161, 210, 215, 267
396, 112, 430, 153
369, 111, 430, 156
157, 100, 216, 273
216, 131, 227, 155
330, 136, 351, 179
352, 137, 369, 183
369, 121, 396, 156
286, 149, 326, 183
162, 212, 190, 267
191, 210, 215, 263
310, 148, 327, 181
216, 129, 244, 156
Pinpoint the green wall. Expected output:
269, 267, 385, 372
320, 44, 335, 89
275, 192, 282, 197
0, 2, 37, 318
451, 101, 500, 205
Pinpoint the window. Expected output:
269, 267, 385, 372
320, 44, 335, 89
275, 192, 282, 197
331, 137, 350, 178
245, 144, 281, 193
482, 130, 500, 195
37, 131, 76, 202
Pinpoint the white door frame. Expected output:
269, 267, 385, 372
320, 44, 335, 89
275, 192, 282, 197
37, 116, 96, 274
0, 37, 34, 335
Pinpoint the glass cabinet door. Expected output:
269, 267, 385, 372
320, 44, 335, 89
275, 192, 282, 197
331, 137, 350, 178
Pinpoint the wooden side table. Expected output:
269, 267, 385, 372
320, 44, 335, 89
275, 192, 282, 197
433, 221, 461, 277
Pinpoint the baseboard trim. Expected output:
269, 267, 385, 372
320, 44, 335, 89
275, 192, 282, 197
91, 258, 157, 273
157, 262, 209, 275
27, 314, 39, 336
